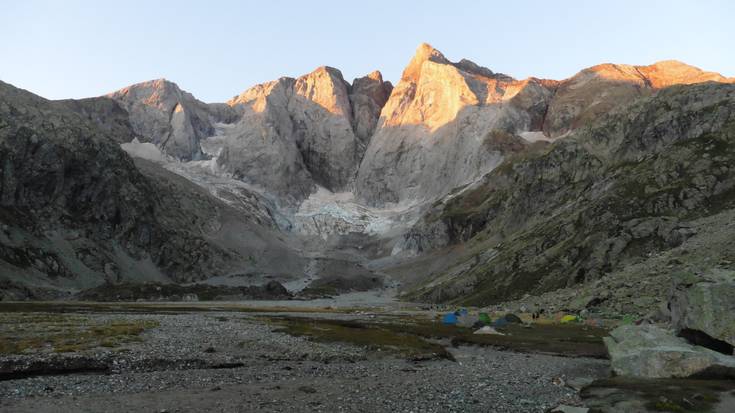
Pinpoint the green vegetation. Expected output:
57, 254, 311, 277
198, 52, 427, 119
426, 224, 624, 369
267, 316, 453, 361
0, 313, 158, 355
267, 315, 609, 359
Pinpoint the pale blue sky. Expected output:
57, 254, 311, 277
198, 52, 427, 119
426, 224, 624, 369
2, 0, 733, 103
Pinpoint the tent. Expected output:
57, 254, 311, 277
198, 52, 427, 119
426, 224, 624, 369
560, 314, 580, 324
478, 313, 492, 325
473, 326, 504, 335
442, 313, 458, 325
457, 314, 479, 328
503, 313, 523, 324
492, 317, 508, 328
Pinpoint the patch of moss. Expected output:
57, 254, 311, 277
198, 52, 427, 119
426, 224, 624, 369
267, 316, 453, 361
0, 313, 158, 355
268, 315, 608, 359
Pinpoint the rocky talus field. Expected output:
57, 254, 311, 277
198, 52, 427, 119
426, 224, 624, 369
1, 43, 735, 412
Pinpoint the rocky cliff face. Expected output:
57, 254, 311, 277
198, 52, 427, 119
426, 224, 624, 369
355, 44, 555, 206
219, 67, 390, 206
108, 79, 235, 161
350, 71, 393, 144
398, 82, 735, 305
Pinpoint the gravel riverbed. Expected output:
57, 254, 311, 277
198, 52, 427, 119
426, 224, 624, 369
0, 311, 609, 412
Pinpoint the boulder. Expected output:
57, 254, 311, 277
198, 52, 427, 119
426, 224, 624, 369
670, 269, 735, 352
603, 324, 735, 379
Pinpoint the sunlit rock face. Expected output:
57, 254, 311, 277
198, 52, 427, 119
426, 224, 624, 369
543, 60, 735, 138
220, 67, 387, 207
354, 44, 735, 207
355, 43, 553, 206
108, 79, 234, 161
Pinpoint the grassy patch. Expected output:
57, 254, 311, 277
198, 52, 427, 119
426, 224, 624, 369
267, 316, 454, 361
0, 312, 158, 355
267, 315, 609, 360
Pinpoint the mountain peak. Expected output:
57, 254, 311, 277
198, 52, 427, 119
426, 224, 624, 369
401, 43, 449, 81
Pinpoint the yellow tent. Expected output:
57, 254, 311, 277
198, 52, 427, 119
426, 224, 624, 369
560, 314, 580, 324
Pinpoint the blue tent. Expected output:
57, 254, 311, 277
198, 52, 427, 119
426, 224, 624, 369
442, 313, 458, 325
492, 317, 508, 328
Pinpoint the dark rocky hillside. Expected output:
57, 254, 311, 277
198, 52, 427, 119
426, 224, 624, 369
396, 83, 735, 305
0, 81, 302, 299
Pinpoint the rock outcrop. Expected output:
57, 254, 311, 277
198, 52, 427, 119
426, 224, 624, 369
604, 324, 735, 379
670, 269, 735, 352
108, 79, 234, 160
349, 71, 393, 144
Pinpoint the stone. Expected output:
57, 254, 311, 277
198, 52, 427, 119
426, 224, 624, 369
670, 269, 735, 351
603, 324, 735, 378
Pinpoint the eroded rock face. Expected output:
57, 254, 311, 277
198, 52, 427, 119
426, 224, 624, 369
108, 79, 234, 160
355, 43, 555, 206
670, 269, 735, 350
603, 324, 735, 378
221, 67, 378, 205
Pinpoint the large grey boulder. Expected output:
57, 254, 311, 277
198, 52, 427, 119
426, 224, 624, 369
670, 269, 735, 351
604, 324, 735, 378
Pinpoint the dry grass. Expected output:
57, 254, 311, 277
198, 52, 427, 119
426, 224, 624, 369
0, 312, 158, 355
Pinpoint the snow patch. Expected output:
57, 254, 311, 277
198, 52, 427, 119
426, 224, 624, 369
120, 138, 169, 162
519, 131, 551, 143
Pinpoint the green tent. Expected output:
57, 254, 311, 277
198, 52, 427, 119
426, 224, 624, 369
478, 313, 492, 325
